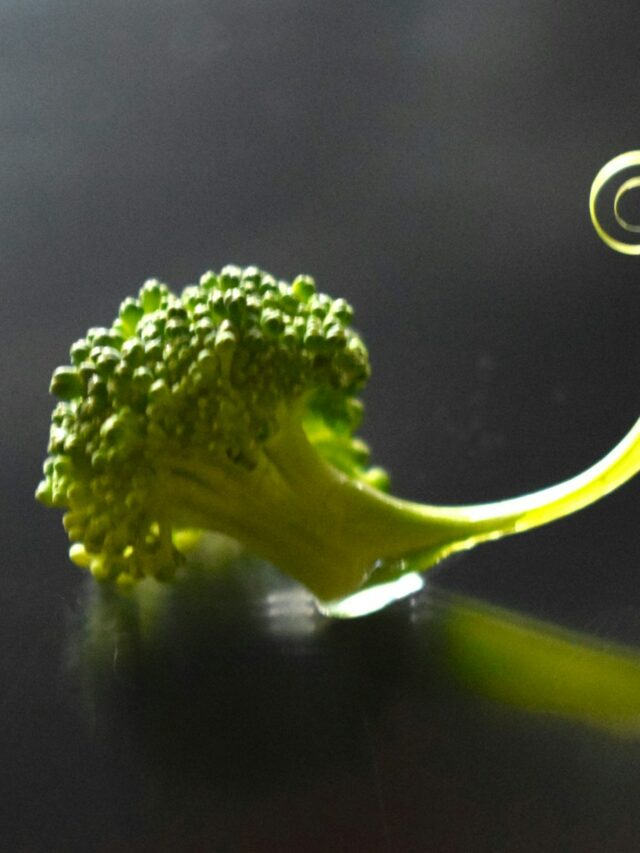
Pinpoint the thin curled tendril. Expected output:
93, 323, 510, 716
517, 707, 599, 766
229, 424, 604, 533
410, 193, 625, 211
590, 150, 640, 254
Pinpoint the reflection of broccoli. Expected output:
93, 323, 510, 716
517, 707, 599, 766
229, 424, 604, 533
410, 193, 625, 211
37, 266, 640, 601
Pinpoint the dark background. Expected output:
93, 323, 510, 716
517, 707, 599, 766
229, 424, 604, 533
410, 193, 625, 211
1, 1, 640, 850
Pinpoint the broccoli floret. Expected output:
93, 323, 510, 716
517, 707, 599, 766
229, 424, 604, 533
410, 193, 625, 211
36, 265, 640, 601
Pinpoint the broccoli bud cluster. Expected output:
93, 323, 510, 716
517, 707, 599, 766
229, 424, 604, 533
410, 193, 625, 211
37, 263, 640, 602
37, 266, 376, 585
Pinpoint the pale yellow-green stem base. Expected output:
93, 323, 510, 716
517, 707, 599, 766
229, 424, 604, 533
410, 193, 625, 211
160, 415, 640, 602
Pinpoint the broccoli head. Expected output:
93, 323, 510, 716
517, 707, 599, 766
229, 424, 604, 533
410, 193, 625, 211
37, 266, 640, 601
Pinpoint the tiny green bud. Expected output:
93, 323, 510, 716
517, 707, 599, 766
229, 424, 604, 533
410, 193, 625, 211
331, 298, 354, 324
95, 348, 121, 377
99, 414, 121, 443
325, 324, 347, 348
91, 449, 108, 471
225, 288, 247, 323
35, 479, 54, 506
144, 339, 163, 363
292, 274, 316, 302
219, 265, 242, 290
279, 292, 299, 315
165, 318, 188, 339
132, 366, 153, 392
148, 378, 170, 404
361, 467, 391, 492
261, 308, 284, 335
258, 274, 277, 293
87, 327, 111, 344
119, 298, 144, 336
193, 302, 211, 320
197, 348, 217, 374
78, 360, 96, 383
209, 290, 226, 316
215, 325, 236, 378
215, 326, 236, 353
199, 270, 218, 290
180, 285, 202, 308
140, 279, 165, 313
69, 543, 92, 568
122, 339, 145, 366
87, 375, 108, 398
309, 295, 329, 319
90, 556, 110, 581
304, 320, 325, 352
70, 340, 90, 366
195, 317, 214, 336
53, 455, 73, 477
50, 367, 83, 400
167, 304, 188, 322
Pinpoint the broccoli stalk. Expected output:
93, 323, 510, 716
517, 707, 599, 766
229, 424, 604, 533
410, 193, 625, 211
36, 266, 640, 602
145, 407, 640, 601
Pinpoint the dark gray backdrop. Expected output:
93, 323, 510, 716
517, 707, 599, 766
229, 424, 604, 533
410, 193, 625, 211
1, 2, 640, 849
4, 0, 637, 621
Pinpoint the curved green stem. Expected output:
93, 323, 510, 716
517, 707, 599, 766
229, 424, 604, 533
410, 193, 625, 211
154, 416, 639, 601
374, 417, 640, 584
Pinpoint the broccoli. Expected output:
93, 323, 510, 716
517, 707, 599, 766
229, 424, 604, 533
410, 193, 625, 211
36, 265, 640, 601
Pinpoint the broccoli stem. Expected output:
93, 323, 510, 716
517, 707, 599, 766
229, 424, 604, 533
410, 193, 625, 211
372, 415, 640, 587
156, 415, 640, 601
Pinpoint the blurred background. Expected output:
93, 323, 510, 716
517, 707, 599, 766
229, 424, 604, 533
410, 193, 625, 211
1, 1, 640, 850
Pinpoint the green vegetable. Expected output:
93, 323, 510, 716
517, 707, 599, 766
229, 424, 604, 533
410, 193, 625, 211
36, 265, 640, 601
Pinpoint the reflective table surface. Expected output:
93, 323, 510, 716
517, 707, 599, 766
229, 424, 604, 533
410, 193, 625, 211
4, 552, 640, 852
2, 0, 640, 849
